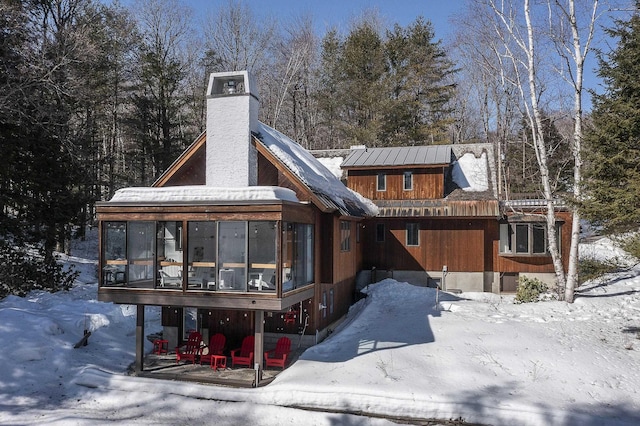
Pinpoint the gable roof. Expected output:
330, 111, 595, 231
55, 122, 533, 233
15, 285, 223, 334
341, 145, 452, 168
149, 122, 377, 218
254, 123, 377, 217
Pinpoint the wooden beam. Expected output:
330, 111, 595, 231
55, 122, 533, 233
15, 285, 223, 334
135, 305, 145, 373
254, 310, 264, 385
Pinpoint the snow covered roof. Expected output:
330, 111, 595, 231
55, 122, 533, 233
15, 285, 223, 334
451, 152, 489, 192
255, 123, 378, 217
107, 186, 299, 204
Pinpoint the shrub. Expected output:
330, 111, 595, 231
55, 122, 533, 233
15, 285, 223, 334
515, 276, 548, 303
578, 257, 619, 285
0, 243, 78, 299
615, 233, 640, 261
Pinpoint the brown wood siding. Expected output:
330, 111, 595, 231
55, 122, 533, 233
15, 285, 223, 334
347, 168, 445, 201
257, 151, 279, 186
161, 146, 206, 186
362, 218, 491, 272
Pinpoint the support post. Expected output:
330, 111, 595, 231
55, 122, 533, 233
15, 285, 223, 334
135, 304, 145, 373
254, 309, 264, 385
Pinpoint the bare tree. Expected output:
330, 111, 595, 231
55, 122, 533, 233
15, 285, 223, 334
546, 0, 600, 302
202, 0, 276, 75
481, 0, 601, 302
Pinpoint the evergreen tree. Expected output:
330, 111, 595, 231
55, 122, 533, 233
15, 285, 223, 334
383, 18, 456, 145
583, 8, 640, 233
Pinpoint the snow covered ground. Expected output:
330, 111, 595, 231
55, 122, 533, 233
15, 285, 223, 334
1, 232, 639, 425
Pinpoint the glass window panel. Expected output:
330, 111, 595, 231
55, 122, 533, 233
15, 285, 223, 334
406, 223, 419, 246
515, 224, 529, 254
157, 221, 184, 289
187, 221, 216, 291
127, 221, 155, 288
532, 224, 547, 254
340, 221, 351, 252
304, 224, 314, 285
499, 223, 512, 253
377, 173, 386, 191
102, 222, 127, 286
404, 171, 413, 190
282, 222, 294, 292
376, 223, 385, 242
248, 221, 276, 292
218, 221, 246, 291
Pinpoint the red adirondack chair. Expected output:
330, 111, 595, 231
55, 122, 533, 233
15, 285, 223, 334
200, 333, 226, 366
175, 331, 202, 364
231, 335, 254, 367
264, 336, 291, 370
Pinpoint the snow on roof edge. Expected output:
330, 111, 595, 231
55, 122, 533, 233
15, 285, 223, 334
108, 186, 299, 204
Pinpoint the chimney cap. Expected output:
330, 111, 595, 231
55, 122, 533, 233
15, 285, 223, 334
207, 70, 258, 99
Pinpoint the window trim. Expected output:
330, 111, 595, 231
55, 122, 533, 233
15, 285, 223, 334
499, 222, 558, 256
403, 171, 413, 191
375, 223, 385, 243
377, 173, 386, 191
340, 221, 351, 252
406, 223, 420, 247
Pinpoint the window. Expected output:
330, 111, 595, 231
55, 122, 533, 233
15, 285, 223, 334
499, 222, 557, 256
340, 221, 351, 251
329, 288, 335, 315
187, 221, 217, 291
404, 171, 413, 190
248, 221, 277, 292
376, 223, 385, 242
217, 221, 246, 291
377, 173, 386, 191
322, 291, 327, 319
282, 222, 314, 292
406, 223, 419, 246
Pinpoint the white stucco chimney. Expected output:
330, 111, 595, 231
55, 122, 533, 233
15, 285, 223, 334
205, 70, 259, 187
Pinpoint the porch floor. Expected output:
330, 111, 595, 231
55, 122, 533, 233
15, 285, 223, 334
134, 349, 304, 387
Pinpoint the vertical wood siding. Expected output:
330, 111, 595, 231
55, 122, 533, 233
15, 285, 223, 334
346, 168, 445, 200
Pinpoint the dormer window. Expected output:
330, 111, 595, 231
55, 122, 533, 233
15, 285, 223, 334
377, 173, 386, 191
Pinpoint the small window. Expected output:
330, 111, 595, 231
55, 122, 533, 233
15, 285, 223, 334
329, 288, 334, 315
376, 223, 385, 243
403, 171, 413, 190
322, 291, 327, 318
406, 223, 419, 246
377, 173, 386, 191
340, 221, 351, 251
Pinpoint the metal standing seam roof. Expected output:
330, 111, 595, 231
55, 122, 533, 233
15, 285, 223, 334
341, 145, 452, 168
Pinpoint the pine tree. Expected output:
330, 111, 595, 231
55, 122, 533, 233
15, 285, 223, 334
583, 9, 640, 234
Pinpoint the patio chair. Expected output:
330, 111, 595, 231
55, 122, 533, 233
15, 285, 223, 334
175, 331, 202, 364
230, 335, 254, 367
200, 333, 226, 366
264, 336, 291, 370
159, 269, 182, 287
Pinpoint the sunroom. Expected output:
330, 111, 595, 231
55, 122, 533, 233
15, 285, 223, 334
97, 186, 316, 311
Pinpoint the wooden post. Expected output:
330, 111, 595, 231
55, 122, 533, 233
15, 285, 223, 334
135, 304, 145, 373
254, 309, 264, 384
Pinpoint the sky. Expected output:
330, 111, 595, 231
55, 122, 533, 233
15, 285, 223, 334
1, 229, 640, 425
196, 0, 460, 39
189, 0, 630, 105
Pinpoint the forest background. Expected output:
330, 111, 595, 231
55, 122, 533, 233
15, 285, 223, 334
1, 0, 638, 298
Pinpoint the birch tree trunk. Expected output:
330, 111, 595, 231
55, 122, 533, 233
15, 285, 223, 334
548, 0, 599, 302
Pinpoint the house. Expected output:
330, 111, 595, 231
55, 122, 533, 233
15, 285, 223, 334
96, 70, 572, 382
96, 71, 376, 380
339, 144, 572, 293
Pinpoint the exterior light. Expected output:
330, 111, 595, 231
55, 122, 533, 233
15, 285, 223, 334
226, 80, 236, 94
